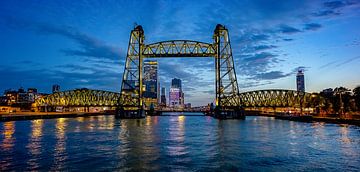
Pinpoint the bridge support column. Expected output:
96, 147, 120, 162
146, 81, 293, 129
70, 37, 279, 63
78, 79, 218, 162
213, 106, 245, 120
116, 107, 145, 119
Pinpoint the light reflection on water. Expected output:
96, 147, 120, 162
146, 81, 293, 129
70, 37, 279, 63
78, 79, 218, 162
52, 118, 67, 171
26, 119, 43, 170
1, 121, 15, 151
1, 121, 15, 170
0, 115, 360, 171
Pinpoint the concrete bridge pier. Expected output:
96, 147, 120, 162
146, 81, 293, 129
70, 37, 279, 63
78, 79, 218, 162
116, 107, 145, 119
213, 107, 246, 120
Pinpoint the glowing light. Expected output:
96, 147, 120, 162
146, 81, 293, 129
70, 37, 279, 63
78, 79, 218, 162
1, 122, 15, 150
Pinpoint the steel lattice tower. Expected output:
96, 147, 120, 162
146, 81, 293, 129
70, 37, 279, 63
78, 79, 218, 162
118, 24, 243, 119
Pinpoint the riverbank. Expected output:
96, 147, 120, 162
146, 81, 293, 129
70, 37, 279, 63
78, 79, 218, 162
0, 112, 111, 122
245, 111, 360, 126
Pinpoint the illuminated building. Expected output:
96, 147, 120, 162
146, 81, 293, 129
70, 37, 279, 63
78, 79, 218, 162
296, 69, 305, 92
170, 78, 184, 108
169, 88, 181, 108
52, 84, 60, 93
27, 88, 38, 102
0, 96, 7, 105
143, 60, 159, 107
3, 87, 41, 108
5, 89, 18, 105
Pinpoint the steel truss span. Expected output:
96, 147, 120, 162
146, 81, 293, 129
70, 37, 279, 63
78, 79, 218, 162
120, 24, 240, 114
143, 40, 216, 57
239, 89, 323, 108
36, 89, 120, 107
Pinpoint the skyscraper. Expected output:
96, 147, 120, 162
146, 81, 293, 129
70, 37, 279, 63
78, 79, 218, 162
160, 87, 166, 107
169, 87, 181, 108
143, 60, 159, 107
296, 69, 305, 92
171, 78, 182, 90
169, 78, 184, 108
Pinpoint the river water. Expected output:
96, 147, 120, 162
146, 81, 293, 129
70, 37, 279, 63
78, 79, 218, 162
1, 113, 360, 171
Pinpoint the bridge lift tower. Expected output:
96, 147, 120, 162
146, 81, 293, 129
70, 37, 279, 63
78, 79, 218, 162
118, 24, 244, 119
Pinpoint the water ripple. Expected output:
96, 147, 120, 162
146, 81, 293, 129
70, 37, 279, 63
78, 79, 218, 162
0, 115, 359, 171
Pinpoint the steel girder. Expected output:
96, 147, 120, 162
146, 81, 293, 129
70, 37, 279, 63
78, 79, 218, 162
35, 89, 120, 107
119, 24, 240, 111
143, 40, 216, 57
239, 89, 322, 108
119, 25, 145, 110
214, 24, 240, 108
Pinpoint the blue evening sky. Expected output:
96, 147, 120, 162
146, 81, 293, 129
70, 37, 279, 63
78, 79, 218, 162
0, 0, 359, 106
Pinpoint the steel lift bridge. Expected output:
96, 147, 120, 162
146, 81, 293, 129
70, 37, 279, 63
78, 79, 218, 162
118, 24, 243, 119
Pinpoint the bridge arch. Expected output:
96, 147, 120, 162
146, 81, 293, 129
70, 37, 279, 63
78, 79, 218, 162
239, 89, 324, 108
35, 89, 120, 107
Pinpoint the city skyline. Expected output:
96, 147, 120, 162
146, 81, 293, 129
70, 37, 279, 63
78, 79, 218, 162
1, 0, 360, 106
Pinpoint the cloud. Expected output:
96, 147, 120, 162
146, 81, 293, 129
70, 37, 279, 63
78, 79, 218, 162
283, 38, 294, 41
0, 63, 122, 93
250, 71, 292, 80
241, 44, 278, 53
304, 23, 322, 31
335, 55, 360, 67
1, 16, 122, 61
279, 25, 302, 34
319, 56, 360, 69
312, 10, 341, 17
312, 0, 359, 17
239, 81, 275, 89
38, 24, 122, 61
324, 1, 346, 9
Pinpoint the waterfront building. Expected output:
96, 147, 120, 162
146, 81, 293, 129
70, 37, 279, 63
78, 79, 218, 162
296, 69, 305, 92
27, 88, 38, 102
0, 95, 7, 105
52, 84, 60, 93
3, 87, 40, 106
5, 89, 18, 105
143, 60, 159, 107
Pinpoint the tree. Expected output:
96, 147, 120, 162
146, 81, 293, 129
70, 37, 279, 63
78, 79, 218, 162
320, 89, 334, 114
334, 87, 351, 116
353, 86, 360, 111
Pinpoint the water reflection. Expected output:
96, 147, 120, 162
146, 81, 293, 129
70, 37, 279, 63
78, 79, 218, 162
339, 124, 351, 144
1, 115, 360, 171
1, 121, 15, 151
167, 115, 187, 157
1, 121, 15, 170
116, 120, 130, 169
338, 125, 358, 158
52, 118, 68, 170
26, 119, 43, 169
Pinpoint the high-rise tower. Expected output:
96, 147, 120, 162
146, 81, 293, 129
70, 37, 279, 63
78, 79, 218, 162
296, 69, 305, 92
160, 87, 166, 107
143, 60, 159, 107
169, 78, 184, 108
